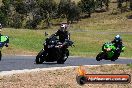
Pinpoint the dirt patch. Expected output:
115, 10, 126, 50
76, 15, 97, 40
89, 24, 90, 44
0, 65, 132, 88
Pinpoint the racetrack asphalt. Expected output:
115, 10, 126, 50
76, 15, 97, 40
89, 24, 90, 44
0, 56, 132, 72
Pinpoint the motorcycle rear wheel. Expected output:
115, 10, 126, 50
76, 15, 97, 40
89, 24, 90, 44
111, 53, 120, 61
57, 49, 69, 64
111, 58, 116, 61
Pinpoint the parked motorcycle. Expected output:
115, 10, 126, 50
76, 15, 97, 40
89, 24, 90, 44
96, 42, 125, 61
35, 34, 74, 64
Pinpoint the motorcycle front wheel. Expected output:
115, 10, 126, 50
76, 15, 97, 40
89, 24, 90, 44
35, 49, 45, 64
96, 52, 104, 61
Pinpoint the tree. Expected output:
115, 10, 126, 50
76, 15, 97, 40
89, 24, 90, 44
24, 0, 37, 13
25, 8, 42, 29
2, 0, 13, 8
78, 0, 95, 17
96, 0, 109, 10
37, 0, 57, 27
117, 0, 123, 12
92, 0, 110, 11
58, 0, 81, 23
58, 0, 71, 17
96, 0, 103, 9
103, 0, 110, 10
67, 1, 81, 23
0, 0, 13, 27
0, 10, 7, 26
11, 13, 23, 28
14, 1, 28, 14
130, 0, 132, 10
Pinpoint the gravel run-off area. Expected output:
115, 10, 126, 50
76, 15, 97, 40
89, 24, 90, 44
0, 64, 132, 88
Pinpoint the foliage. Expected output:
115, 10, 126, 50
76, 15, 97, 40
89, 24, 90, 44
0, 10, 7, 26
0, 0, 131, 29
130, 0, 132, 10
10, 13, 23, 28
58, 0, 81, 23
66, 1, 81, 23
14, 1, 28, 14
78, 0, 95, 17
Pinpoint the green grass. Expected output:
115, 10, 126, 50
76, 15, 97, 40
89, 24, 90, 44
2, 29, 52, 53
2, 21, 132, 58
69, 30, 132, 57
127, 63, 132, 68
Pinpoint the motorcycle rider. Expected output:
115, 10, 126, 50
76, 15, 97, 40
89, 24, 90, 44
111, 35, 124, 58
0, 23, 9, 61
0, 23, 9, 47
53, 23, 70, 56
54, 23, 70, 43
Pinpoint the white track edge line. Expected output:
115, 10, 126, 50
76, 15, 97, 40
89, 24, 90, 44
0, 64, 117, 76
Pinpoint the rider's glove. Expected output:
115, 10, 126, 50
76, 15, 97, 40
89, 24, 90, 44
59, 45, 63, 48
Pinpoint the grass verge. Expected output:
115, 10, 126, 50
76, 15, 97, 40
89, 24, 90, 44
2, 21, 132, 58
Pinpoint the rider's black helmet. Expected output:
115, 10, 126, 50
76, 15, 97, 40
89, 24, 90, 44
114, 35, 122, 42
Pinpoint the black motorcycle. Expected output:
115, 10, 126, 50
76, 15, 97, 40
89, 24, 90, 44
35, 34, 74, 64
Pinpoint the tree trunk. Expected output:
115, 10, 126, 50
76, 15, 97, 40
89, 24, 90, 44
130, 0, 132, 10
